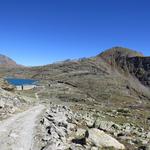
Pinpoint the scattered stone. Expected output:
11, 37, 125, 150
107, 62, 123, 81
147, 132, 150, 139
95, 120, 119, 132
91, 146, 99, 150
37, 103, 149, 150
87, 128, 125, 149
85, 117, 95, 128
75, 128, 87, 140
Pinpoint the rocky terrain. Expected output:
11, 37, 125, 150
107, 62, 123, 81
0, 47, 149, 150
0, 78, 15, 91
0, 79, 34, 120
34, 103, 150, 150
36, 104, 125, 150
0, 87, 27, 119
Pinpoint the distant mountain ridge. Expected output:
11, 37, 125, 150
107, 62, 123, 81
0, 54, 21, 68
0, 46, 150, 107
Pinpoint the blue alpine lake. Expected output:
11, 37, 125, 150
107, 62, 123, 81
5, 78, 37, 86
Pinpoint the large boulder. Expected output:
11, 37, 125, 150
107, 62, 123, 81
87, 128, 125, 149
0, 78, 14, 91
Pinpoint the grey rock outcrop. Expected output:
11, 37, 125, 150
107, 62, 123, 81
38, 104, 126, 150
87, 128, 125, 149
0, 78, 15, 91
0, 87, 26, 119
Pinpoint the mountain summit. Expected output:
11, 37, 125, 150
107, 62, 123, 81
99, 47, 143, 58
0, 54, 21, 68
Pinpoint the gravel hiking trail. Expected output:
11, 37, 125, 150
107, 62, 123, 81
0, 105, 45, 150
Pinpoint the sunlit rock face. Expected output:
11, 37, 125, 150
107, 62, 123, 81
0, 54, 21, 68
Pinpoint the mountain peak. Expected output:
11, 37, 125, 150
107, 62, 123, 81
99, 47, 143, 58
0, 54, 21, 68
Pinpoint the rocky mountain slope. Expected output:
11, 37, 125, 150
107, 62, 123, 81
0, 47, 150, 150
27, 47, 150, 149
0, 54, 21, 68
1, 47, 150, 109
100, 47, 150, 87
13, 47, 149, 104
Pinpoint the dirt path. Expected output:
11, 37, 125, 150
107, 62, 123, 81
0, 105, 45, 150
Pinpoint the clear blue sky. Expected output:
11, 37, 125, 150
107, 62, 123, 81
0, 0, 150, 66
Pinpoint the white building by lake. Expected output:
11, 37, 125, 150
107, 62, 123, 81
16, 85, 36, 90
